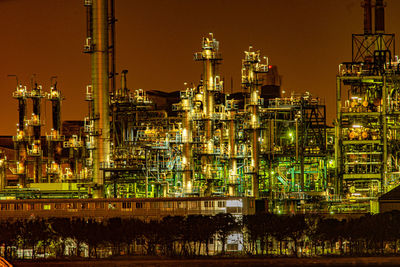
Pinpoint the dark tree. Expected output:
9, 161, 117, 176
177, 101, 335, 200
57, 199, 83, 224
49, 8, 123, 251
213, 213, 239, 255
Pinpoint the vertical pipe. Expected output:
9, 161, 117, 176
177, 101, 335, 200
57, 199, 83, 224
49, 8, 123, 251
250, 83, 259, 197
14, 86, 27, 187
375, 0, 385, 33
241, 50, 263, 198
32, 85, 41, 184
249, 82, 260, 198
109, 0, 116, 94
251, 120, 259, 197
363, 0, 372, 34
145, 149, 149, 197
18, 98, 26, 187
0, 163, 4, 191
32, 90, 41, 140
229, 110, 237, 196
183, 108, 192, 195
18, 99, 26, 131
52, 101, 61, 132
92, 0, 110, 198
335, 76, 342, 196
268, 118, 274, 191
205, 52, 214, 145
121, 70, 128, 97
200, 37, 217, 196
49, 84, 61, 183
299, 101, 305, 192
382, 76, 387, 193
86, 2, 93, 38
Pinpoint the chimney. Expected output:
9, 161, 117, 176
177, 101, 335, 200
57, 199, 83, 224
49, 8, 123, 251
363, 0, 372, 34
375, 0, 385, 33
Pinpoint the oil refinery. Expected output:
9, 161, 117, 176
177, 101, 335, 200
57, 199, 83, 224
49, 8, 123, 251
0, 0, 399, 216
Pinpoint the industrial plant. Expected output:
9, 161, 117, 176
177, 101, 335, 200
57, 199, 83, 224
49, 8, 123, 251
0, 0, 399, 216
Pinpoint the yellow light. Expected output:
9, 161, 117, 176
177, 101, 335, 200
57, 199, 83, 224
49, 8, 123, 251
182, 128, 187, 141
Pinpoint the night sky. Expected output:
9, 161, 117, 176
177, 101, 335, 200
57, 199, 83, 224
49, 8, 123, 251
1, 0, 400, 135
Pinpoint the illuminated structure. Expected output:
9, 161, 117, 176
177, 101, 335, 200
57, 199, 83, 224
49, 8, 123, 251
241, 47, 269, 198
46, 79, 64, 183
261, 94, 329, 208
84, 0, 111, 198
2, 0, 400, 216
335, 0, 400, 212
0, 1, 330, 211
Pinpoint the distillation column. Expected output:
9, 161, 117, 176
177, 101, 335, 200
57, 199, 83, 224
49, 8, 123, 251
241, 48, 269, 198
29, 84, 44, 183
47, 82, 63, 182
228, 106, 237, 196
13, 85, 28, 187
194, 34, 222, 196
181, 90, 193, 194
91, 0, 110, 198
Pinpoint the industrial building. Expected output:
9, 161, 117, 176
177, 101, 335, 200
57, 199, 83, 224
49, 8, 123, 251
336, 0, 400, 213
0, 0, 399, 216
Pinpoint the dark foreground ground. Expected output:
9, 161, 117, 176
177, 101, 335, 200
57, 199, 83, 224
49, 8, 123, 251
11, 256, 400, 267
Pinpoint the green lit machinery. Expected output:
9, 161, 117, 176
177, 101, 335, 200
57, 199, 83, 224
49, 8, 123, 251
92, 35, 332, 214
4, 0, 400, 216
335, 0, 400, 213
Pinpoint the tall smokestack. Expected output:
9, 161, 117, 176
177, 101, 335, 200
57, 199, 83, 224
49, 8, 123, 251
363, 0, 372, 34
92, 0, 110, 198
375, 0, 385, 33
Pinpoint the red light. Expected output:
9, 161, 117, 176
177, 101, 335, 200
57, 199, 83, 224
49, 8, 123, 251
268, 65, 272, 69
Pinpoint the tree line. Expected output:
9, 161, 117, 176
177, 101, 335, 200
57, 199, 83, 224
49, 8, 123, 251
0, 213, 238, 259
1, 211, 400, 260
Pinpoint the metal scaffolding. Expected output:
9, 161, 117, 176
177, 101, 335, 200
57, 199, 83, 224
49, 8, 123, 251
6, 0, 400, 216
335, 0, 400, 212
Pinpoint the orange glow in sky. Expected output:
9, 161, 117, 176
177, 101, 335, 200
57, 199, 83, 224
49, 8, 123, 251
1, 0, 400, 135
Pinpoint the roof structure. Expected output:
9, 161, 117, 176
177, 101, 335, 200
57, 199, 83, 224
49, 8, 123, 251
379, 186, 400, 201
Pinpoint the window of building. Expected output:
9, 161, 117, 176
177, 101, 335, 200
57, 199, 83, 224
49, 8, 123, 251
122, 202, 132, 209
204, 201, 214, 208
